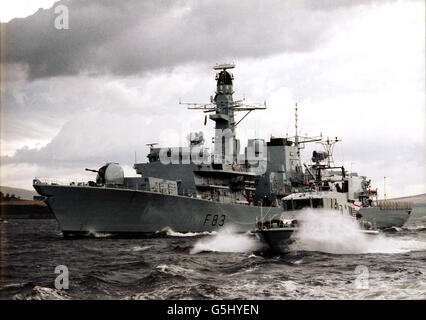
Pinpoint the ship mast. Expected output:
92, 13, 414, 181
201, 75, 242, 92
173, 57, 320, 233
291, 102, 322, 156
180, 63, 266, 165
318, 136, 341, 167
295, 103, 299, 156
384, 176, 387, 201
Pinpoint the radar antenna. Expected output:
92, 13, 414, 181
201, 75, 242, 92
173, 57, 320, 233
179, 63, 266, 129
213, 63, 235, 70
318, 137, 341, 167
146, 143, 158, 150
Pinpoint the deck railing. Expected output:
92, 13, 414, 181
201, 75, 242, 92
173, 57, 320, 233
33, 178, 147, 191
34, 177, 89, 186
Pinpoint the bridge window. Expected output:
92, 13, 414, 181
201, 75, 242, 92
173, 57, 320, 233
294, 199, 311, 210
312, 199, 323, 208
217, 71, 233, 85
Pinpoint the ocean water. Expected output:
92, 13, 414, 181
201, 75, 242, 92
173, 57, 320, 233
1, 207, 425, 300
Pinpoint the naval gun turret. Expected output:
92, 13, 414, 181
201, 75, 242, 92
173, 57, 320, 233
85, 163, 124, 185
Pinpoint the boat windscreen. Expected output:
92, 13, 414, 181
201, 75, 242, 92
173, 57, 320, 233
294, 199, 311, 210
312, 199, 323, 208
284, 198, 323, 210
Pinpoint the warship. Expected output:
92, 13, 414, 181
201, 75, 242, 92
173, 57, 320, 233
33, 63, 411, 237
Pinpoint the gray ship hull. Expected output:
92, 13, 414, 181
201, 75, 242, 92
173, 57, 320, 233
34, 184, 283, 236
357, 207, 411, 229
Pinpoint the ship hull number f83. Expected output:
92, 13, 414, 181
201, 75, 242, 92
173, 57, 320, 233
203, 214, 226, 226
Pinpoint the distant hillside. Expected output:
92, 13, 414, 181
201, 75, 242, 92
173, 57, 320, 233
0, 186, 37, 200
390, 193, 426, 206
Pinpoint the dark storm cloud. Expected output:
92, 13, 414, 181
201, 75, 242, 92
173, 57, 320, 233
2, 0, 422, 197
2, 0, 392, 79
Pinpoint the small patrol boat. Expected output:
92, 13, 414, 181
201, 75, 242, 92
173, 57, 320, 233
255, 193, 379, 253
255, 147, 380, 253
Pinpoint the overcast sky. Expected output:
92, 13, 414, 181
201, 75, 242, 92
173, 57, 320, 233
0, 0, 424, 198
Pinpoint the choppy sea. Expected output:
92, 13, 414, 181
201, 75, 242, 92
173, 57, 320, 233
1, 207, 425, 300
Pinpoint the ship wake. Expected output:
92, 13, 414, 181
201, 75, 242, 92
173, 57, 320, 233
157, 227, 217, 237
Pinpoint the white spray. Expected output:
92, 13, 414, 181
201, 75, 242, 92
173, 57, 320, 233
190, 227, 262, 254
290, 208, 426, 254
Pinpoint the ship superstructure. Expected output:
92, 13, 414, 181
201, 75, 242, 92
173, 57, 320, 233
133, 64, 304, 206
